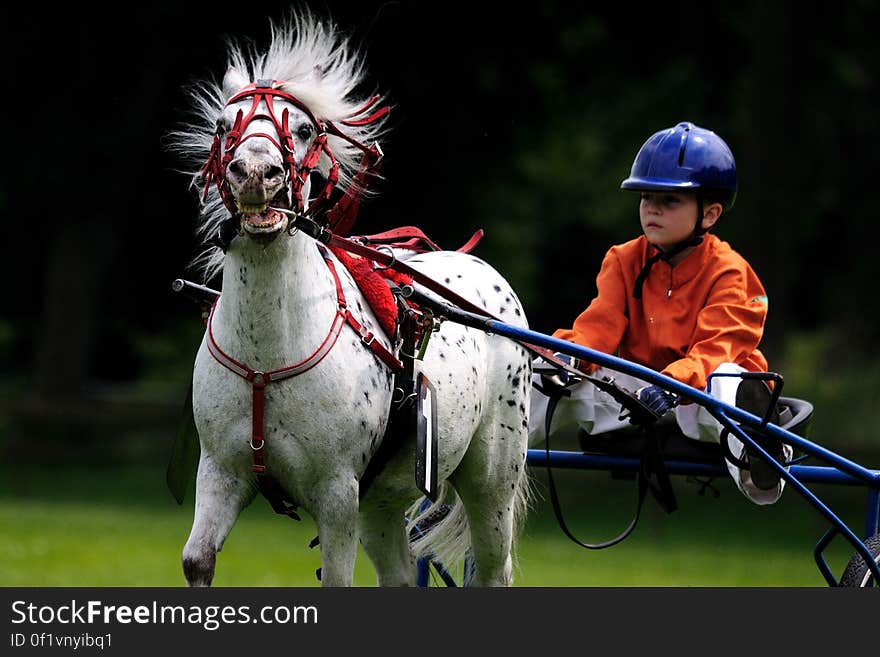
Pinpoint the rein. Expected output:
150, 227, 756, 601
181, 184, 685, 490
279, 212, 573, 369
536, 374, 676, 550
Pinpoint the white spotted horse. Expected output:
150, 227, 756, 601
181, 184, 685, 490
167, 9, 533, 586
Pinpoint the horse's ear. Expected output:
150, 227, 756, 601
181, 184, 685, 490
222, 68, 249, 99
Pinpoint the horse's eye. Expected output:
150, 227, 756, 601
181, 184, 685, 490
297, 124, 313, 140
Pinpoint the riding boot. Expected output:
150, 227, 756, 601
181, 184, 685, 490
736, 379, 785, 491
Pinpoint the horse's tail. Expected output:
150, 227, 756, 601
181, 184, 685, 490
407, 483, 470, 568
406, 468, 534, 581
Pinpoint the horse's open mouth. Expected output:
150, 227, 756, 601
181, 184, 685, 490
239, 195, 290, 237
241, 207, 288, 234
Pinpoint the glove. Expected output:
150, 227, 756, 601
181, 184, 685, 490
552, 352, 585, 387
554, 352, 579, 378
637, 385, 678, 416
536, 352, 580, 390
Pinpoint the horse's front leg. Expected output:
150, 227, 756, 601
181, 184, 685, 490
312, 475, 360, 587
182, 454, 255, 586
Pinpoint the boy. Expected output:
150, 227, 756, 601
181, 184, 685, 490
530, 121, 791, 505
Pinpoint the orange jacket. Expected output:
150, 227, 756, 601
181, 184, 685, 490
553, 234, 769, 391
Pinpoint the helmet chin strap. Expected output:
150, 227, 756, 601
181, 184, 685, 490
632, 194, 705, 299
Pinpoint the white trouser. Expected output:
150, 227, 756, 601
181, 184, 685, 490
528, 362, 792, 505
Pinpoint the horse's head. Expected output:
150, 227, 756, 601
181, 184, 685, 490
203, 69, 327, 241
174, 9, 391, 270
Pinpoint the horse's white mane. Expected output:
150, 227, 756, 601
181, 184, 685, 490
168, 8, 390, 281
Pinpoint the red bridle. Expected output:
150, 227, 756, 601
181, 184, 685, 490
200, 79, 389, 235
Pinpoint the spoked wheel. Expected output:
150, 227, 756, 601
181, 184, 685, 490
839, 534, 880, 587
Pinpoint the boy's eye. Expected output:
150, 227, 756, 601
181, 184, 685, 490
641, 193, 682, 205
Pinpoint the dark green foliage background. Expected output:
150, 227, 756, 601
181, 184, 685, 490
1, 1, 878, 586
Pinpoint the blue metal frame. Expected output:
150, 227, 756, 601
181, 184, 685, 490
416, 315, 880, 586
501, 320, 880, 585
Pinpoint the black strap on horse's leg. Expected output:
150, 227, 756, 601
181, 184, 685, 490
540, 381, 675, 550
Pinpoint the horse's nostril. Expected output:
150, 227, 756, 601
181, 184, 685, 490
266, 165, 284, 181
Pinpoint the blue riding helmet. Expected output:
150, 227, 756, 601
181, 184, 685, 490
620, 121, 737, 211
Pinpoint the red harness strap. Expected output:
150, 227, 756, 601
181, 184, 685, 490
351, 227, 484, 255
205, 247, 402, 477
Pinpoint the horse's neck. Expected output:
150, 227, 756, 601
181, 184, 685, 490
211, 235, 338, 370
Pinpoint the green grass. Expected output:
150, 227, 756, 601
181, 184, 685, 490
0, 464, 873, 587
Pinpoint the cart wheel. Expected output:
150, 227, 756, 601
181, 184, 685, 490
839, 534, 880, 587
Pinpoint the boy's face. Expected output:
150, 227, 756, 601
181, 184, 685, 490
639, 191, 712, 250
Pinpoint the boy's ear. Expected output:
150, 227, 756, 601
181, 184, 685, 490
701, 202, 723, 231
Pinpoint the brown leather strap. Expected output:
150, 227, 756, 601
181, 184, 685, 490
343, 310, 404, 372
455, 229, 484, 254
353, 228, 483, 255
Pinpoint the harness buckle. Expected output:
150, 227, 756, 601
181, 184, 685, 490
416, 310, 436, 361
250, 438, 264, 450
361, 332, 375, 347
372, 245, 395, 270
251, 371, 266, 386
